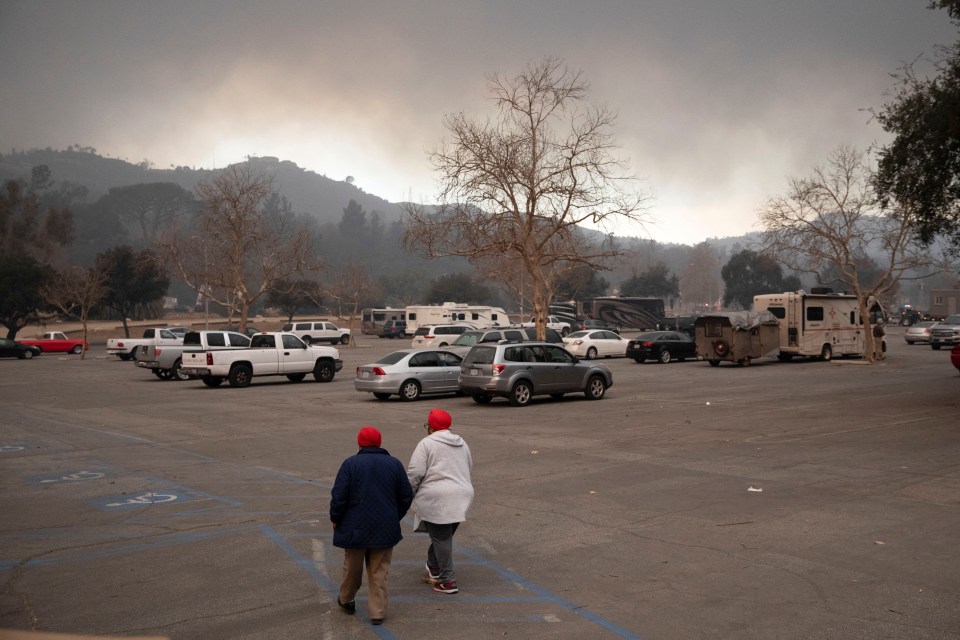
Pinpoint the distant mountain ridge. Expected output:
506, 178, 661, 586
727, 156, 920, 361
0, 148, 406, 225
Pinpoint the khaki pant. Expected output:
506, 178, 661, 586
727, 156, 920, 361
339, 547, 393, 619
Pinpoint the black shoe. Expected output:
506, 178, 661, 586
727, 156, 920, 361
372, 618, 383, 626
337, 598, 355, 614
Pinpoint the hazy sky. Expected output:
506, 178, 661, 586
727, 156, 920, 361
1, 1, 954, 244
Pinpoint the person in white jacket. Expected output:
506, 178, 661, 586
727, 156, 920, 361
407, 408, 474, 594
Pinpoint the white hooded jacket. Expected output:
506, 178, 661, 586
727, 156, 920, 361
407, 429, 474, 528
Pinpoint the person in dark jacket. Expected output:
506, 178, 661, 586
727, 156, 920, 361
330, 426, 413, 625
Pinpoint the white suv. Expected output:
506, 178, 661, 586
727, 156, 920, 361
411, 324, 471, 348
281, 321, 351, 345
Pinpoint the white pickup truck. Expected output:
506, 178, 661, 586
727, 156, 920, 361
180, 331, 343, 388
135, 330, 251, 381
106, 327, 186, 361
521, 315, 572, 336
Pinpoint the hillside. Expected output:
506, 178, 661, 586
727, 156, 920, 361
0, 148, 405, 224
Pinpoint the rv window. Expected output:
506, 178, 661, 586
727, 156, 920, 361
806, 306, 824, 321
471, 312, 479, 320
850, 311, 856, 324
373, 313, 385, 321
408, 313, 417, 320
767, 307, 785, 319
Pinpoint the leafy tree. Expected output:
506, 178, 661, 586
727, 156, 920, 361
96, 246, 170, 338
402, 57, 650, 339
760, 146, 942, 362
874, 1, 960, 247
553, 264, 610, 300
168, 164, 320, 333
721, 250, 801, 309
619, 262, 678, 299
0, 176, 74, 266
424, 273, 495, 305
0, 254, 54, 339
679, 242, 723, 310
94, 183, 195, 247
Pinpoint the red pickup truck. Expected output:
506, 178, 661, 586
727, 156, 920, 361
18, 332, 88, 354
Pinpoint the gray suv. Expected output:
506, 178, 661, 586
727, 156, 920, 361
458, 342, 613, 407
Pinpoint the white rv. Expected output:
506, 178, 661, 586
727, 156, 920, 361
404, 302, 509, 335
752, 289, 886, 361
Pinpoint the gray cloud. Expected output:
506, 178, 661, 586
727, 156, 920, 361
1, 0, 954, 242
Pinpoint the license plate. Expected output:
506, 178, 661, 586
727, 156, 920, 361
470, 368, 479, 376
361, 371, 370, 378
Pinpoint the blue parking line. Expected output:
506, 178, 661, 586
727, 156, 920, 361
262, 525, 643, 639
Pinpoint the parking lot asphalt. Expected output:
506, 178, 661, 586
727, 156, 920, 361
1, 328, 958, 640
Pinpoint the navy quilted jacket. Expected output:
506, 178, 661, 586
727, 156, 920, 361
330, 447, 414, 549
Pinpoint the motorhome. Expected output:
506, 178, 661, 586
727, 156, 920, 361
360, 307, 406, 336
752, 289, 886, 361
404, 302, 509, 335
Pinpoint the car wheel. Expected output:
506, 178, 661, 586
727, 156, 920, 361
633, 357, 644, 363
302, 335, 313, 344
819, 344, 832, 361
561, 327, 570, 337
118, 352, 132, 361
340, 335, 349, 344
313, 361, 335, 383
171, 359, 190, 381
658, 349, 672, 364
472, 394, 492, 404
286, 373, 307, 382
152, 369, 166, 379
932, 344, 941, 350
228, 364, 253, 388
708, 359, 720, 367
509, 381, 533, 407
71, 344, 83, 354
373, 392, 391, 400
586, 347, 598, 360
201, 376, 224, 387
400, 380, 422, 401
584, 375, 607, 400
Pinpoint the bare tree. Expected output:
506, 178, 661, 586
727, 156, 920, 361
40, 264, 108, 360
167, 164, 320, 332
321, 264, 381, 347
402, 57, 651, 339
759, 145, 944, 362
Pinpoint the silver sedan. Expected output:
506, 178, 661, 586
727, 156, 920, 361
354, 348, 464, 401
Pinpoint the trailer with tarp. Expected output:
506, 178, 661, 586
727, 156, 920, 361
694, 311, 780, 366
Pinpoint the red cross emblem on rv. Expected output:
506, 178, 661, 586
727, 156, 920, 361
828, 307, 837, 320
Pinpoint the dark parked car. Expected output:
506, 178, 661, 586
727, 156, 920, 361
952, 344, 960, 373
0, 338, 42, 359
380, 319, 407, 339
626, 331, 697, 364
220, 325, 261, 338
458, 342, 612, 407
